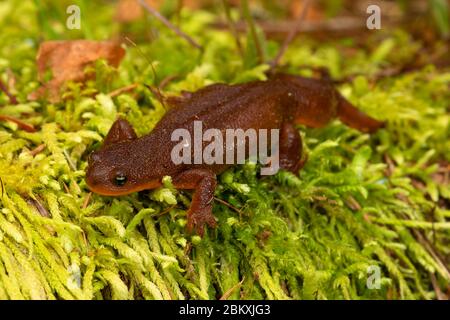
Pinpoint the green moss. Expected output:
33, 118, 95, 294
0, 1, 449, 300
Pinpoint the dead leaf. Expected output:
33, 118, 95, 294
290, 0, 323, 20
28, 40, 126, 103
114, 0, 202, 23
114, 0, 158, 22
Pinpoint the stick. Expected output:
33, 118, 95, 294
158, 74, 179, 89
219, 277, 245, 300
0, 115, 36, 132
212, 15, 377, 37
28, 197, 50, 217
214, 197, 243, 216
0, 177, 4, 198
108, 83, 138, 97
63, 149, 77, 171
82, 192, 92, 210
0, 78, 18, 105
411, 228, 450, 280
241, 0, 264, 64
156, 204, 177, 217
430, 272, 447, 300
29, 143, 46, 156
124, 36, 168, 110
137, 0, 203, 51
270, 0, 312, 69
221, 0, 244, 58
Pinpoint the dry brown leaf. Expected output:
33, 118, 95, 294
28, 40, 126, 103
114, 0, 158, 22
290, 0, 323, 20
114, 0, 204, 23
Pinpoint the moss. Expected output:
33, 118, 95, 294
0, 1, 449, 300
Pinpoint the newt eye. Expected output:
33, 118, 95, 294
114, 173, 127, 186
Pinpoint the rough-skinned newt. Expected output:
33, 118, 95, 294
86, 74, 383, 236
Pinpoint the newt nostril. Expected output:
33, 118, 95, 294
86, 168, 101, 187
89, 152, 101, 163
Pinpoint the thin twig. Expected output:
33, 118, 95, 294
219, 277, 245, 300
334, 46, 450, 84
430, 272, 447, 300
63, 149, 77, 171
270, 0, 312, 69
63, 182, 70, 194
156, 204, 177, 217
144, 84, 166, 106
0, 115, 36, 132
214, 196, 243, 215
411, 228, 450, 280
212, 15, 390, 37
158, 74, 179, 89
137, 0, 203, 51
345, 195, 361, 211
28, 197, 50, 217
0, 78, 18, 105
82, 192, 92, 210
124, 36, 167, 110
221, 0, 244, 59
6, 68, 16, 93
175, 0, 183, 24
108, 83, 138, 97
241, 0, 264, 64
0, 177, 4, 198
29, 143, 46, 156
384, 153, 395, 177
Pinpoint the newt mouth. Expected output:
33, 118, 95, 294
85, 176, 162, 196
85, 184, 131, 196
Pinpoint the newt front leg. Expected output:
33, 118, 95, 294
172, 169, 218, 236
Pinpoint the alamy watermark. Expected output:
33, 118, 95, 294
366, 265, 381, 289
171, 121, 280, 175
64, 4, 380, 32
366, 4, 381, 30
67, 263, 81, 290
66, 5, 81, 30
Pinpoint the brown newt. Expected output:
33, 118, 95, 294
86, 74, 383, 236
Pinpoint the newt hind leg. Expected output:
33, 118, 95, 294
279, 122, 305, 173
172, 169, 217, 236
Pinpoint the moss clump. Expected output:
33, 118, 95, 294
0, 1, 448, 299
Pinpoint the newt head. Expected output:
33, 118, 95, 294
85, 118, 161, 196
